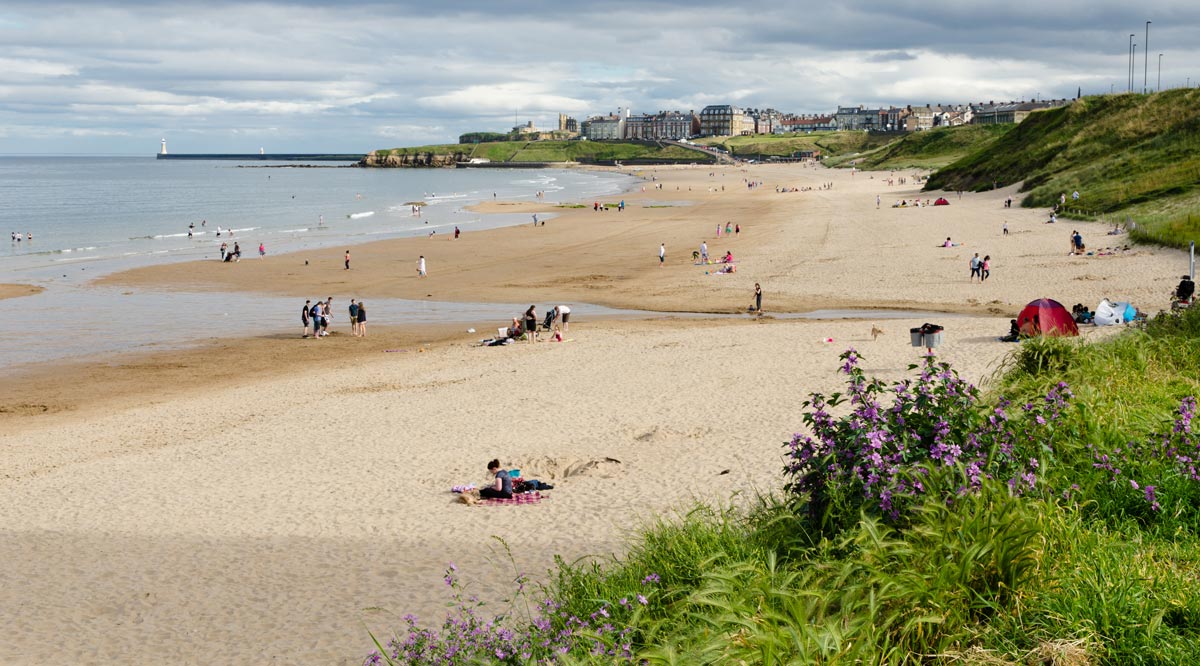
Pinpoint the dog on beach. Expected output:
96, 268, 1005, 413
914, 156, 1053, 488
870, 324, 885, 341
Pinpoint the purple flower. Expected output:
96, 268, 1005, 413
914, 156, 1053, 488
637, 595, 648, 605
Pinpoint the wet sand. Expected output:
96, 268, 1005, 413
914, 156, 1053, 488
0, 283, 43, 300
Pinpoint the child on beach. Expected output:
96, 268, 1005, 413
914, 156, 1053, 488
417, 255, 426, 277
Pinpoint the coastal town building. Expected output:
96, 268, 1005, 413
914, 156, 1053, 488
746, 108, 783, 135
557, 114, 579, 134
699, 105, 752, 137
581, 110, 627, 140
775, 114, 836, 133
623, 111, 700, 140
972, 99, 1069, 125
834, 106, 885, 131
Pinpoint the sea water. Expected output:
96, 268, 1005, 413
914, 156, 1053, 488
0, 157, 637, 367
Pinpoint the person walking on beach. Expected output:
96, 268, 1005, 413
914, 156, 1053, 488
233, 242, 241, 261
301, 299, 312, 338
981, 255, 991, 282
969, 253, 981, 281
659, 243, 666, 267
876, 194, 881, 209
417, 255, 426, 277
258, 242, 265, 258
310, 300, 324, 339
524, 305, 538, 343
349, 299, 359, 336
356, 301, 367, 337
700, 241, 708, 263
754, 283, 763, 313
322, 298, 332, 337
735, 224, 740, 238
1003, 221, 1009, 236
344, 250, 351, 270
454, 226, 460, 239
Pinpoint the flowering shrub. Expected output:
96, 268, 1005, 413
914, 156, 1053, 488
1091, 395, 1198, 514
784, 350, 1069, 526
365, 565, 659, 665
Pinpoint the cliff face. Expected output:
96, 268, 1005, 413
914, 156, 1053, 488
358, 151, 467, 168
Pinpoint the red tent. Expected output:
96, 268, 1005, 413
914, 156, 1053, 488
1017, 298, 1079, 337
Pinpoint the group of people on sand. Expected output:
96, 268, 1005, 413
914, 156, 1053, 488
220, 242, 241, 262
301, 297, 367, 338
507, 304, 570, 343
969, 252, 993, 282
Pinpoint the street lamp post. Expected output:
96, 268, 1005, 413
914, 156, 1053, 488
1144, 21, 1151, 94
1128, 34, 1135, 91
1158, 53, 1163, 92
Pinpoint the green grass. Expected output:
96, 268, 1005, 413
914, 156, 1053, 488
850, 124, 1014, 170
373, 140, 714, 164
696, 131, 898, 161
925, 90, 1200, 248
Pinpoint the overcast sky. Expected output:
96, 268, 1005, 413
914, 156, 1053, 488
1, 1, 1197, 154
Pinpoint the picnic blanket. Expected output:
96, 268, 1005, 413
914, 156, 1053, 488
481, 491, 543, 506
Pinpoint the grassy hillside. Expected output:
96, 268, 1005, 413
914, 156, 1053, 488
850, 124, 1014, 170
374, 140, 714, 164
925, 90, 1200, 248
696, 131, 898, 162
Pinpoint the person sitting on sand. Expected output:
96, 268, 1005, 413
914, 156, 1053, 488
551, 325, 564, 342
508, 317, 524, 339
723, 251, 734, 263
480, 459, 513, 500
999, 319, 1020, 342
942, 237, 960, 248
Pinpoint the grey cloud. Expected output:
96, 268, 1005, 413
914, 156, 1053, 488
0, 0, 1195, 153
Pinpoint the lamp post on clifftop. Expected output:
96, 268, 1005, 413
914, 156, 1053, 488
1158, 54, 1163, 93
1144, 21, 1151, 94
1128, 34, 1135, 92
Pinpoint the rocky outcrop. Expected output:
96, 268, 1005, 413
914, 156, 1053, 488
358, 150, 468, 168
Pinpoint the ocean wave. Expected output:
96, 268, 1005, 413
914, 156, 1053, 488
348, 211, 375, 219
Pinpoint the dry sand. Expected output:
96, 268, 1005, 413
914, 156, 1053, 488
2, 162, 1185, 664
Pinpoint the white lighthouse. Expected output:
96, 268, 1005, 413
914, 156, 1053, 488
160, 138, 167, 155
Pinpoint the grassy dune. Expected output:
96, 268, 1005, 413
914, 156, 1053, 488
696, 131, 899, 162
849, 124, 1014, 170
926, 90, 1200, 248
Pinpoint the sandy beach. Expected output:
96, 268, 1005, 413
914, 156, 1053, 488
2, 162, 1186, 664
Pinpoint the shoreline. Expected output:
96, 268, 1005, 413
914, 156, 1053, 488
97, 162, 1184, 318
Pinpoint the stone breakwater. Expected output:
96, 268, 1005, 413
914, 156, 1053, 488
358, 150, 467, 168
